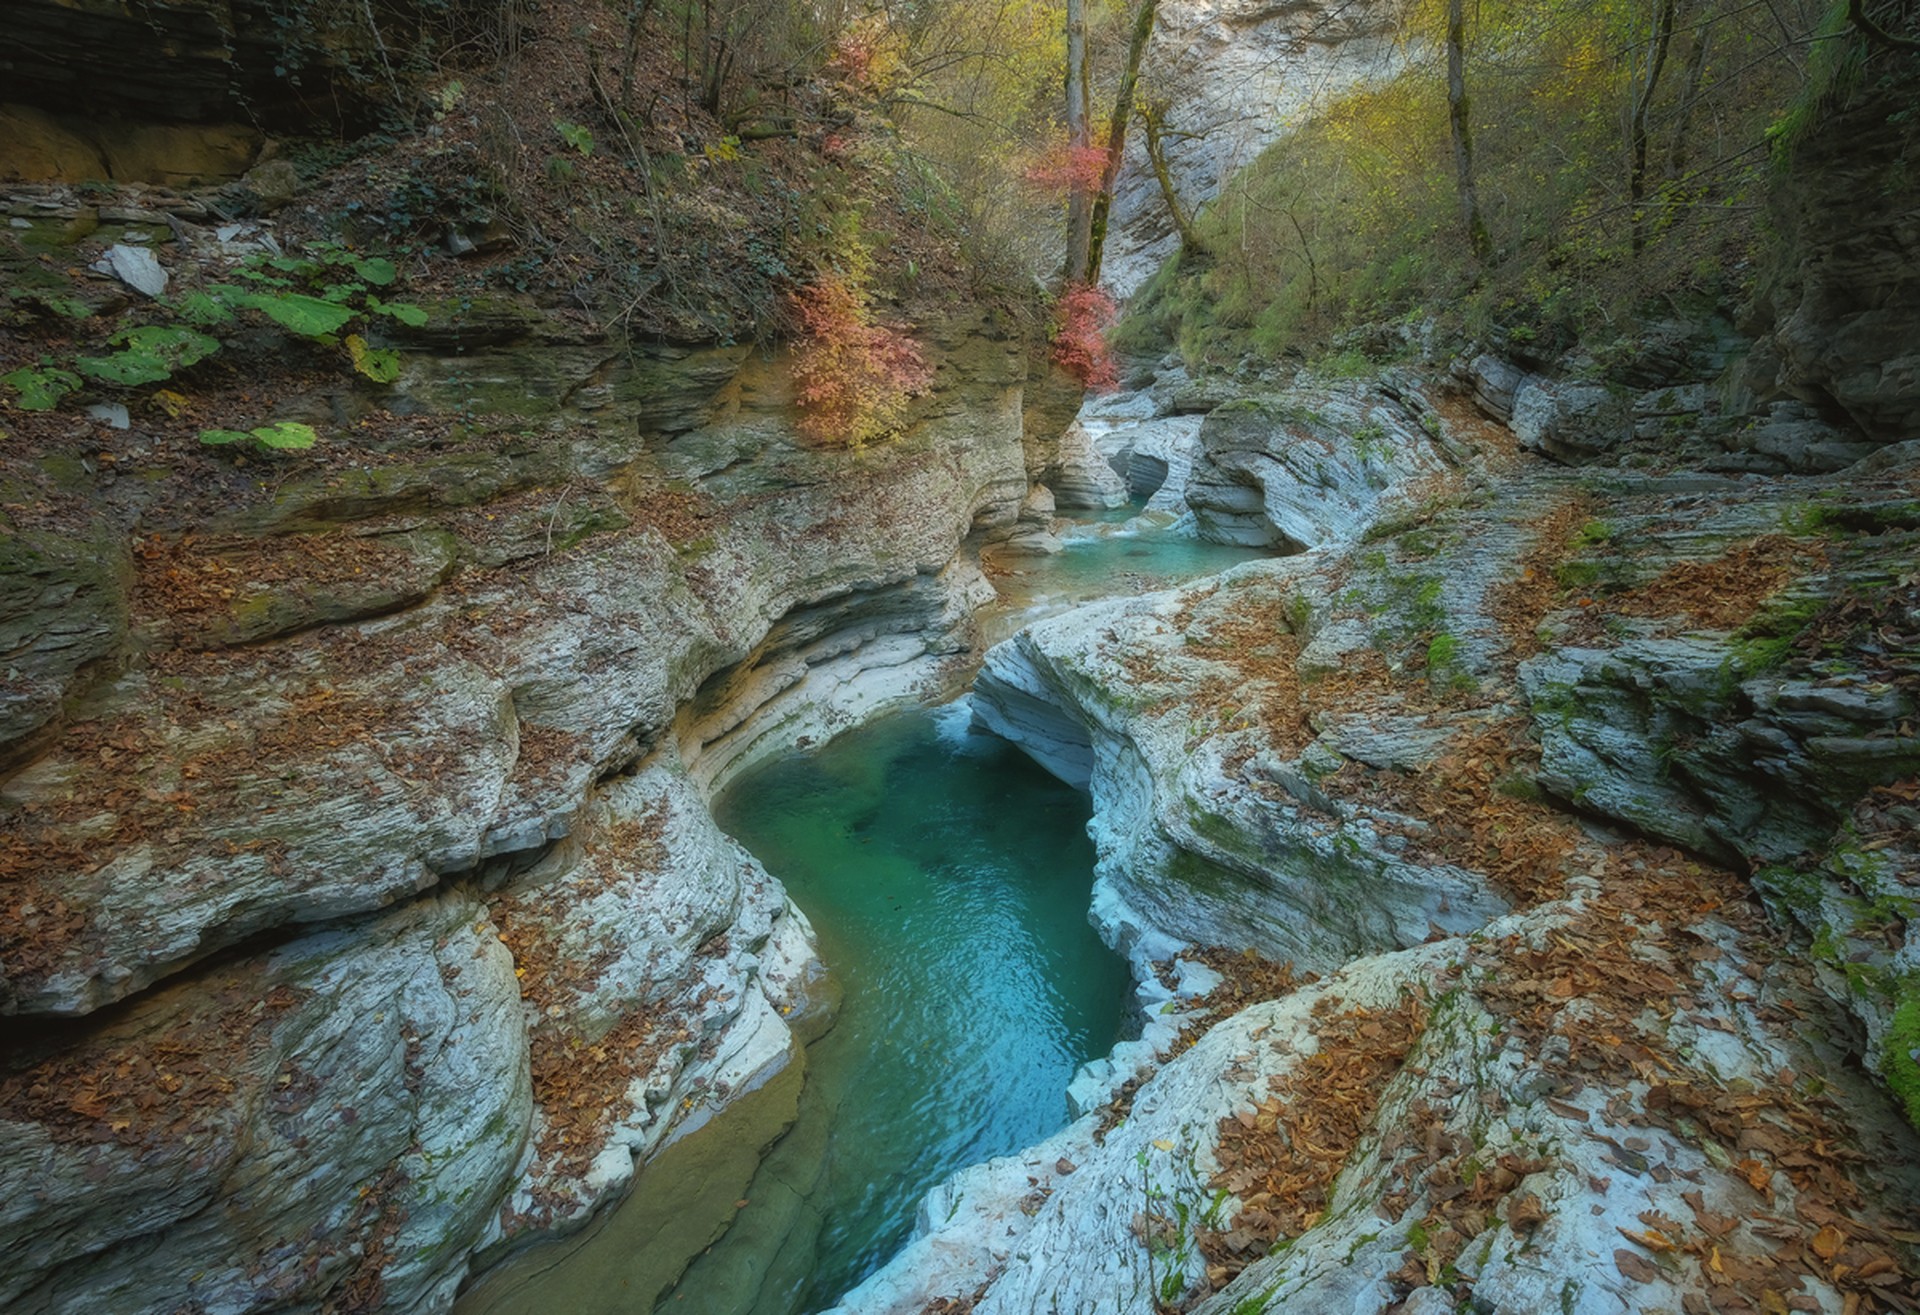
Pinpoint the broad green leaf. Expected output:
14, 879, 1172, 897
352, 256, 397, 286
346, 333, 401, 383
200, 422, 319, 451
31, 294, 94, 320
177, 290, 237, 327
113, 325, 221, 367
75, 351, 173, 385
238, 290, 356, 337
3, 365, 82, 410
371, 298, 429, 327
252, 421, 317, 449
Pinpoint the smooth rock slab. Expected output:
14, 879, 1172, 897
0, 889, 530, 1315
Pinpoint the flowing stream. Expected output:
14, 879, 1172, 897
458, 511, 1267, 1315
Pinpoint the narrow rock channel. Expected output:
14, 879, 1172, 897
455, 514, 1267, 1315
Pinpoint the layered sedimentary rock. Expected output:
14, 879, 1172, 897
904, 369, 1920, 1314
0, 309, 1033, 1309
1183, 377, 1454, 549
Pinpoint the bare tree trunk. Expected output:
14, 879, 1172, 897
1664, 11, 1710, 181
619, 0, 657, 117
1140, 98, 1200, 255
1085, 0, 1161, 287
1446, 0, 1493, 264
1288, 209, 1318, 310
1629, 0, 1678, 255
1063, 0, 1095, 286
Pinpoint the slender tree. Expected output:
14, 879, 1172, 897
1085, 0, 1162, 286
1664, 10, 1711, 182
1139, 96, 1201, 255
1847, 0, 1920, 49
1446, 0, 1494, 264
1063, 0, 1096, 286
1628, 0, 1679, 255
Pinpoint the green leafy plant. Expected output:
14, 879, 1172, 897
346, 334, 401, 383
74, 326, 222, 386
554, 120, 595, 155
199, 421, 320, 452
1, 241, 426, 412
2, 362, 84, 411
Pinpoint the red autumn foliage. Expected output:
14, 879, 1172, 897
1051, 282, 1120, 392
1022, 139, 1113, 195
791, 273, 934, 446
829, 31, 878, 87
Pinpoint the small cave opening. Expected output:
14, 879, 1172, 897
1127, 452, 1170, 502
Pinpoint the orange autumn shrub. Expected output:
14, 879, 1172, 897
791, 273, 934, 447
1051, 282, 1119, 391
1021, 138, 1112, 195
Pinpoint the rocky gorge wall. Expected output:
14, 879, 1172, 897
1102, 0, 1413, 294
0, 297, 1041, 1311
849, 326, 1920, 1312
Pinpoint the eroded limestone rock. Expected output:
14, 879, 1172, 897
1184, 385, 1452, 550
0, 890, 530, 1315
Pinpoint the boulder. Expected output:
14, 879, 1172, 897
1184, 387, 1450, 549
1458, 352, 1528, 421
1509, 377, 1625, 463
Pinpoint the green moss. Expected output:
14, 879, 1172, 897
1182, 803, 1272, 873
1314, 348, 1377, 379
1887, 989, 1920, 1131
1573, 518, 1615, 549
1553, 559, 1603, 590
1425, 632, 1477, 693
1727, 590, 1826, 672
1228, 1286, 1280, 1315
1495, 773, 1544, 804
1752, 863, 1824, 919
1395, 528, 1444, 559
1788, 500, 1920, 537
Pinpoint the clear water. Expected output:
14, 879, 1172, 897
458, 506, 1271, 1315
981, 510, 1271, 646
667, 705, 1130, 1313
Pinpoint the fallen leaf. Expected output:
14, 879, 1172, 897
1614, 1249, 1659, 1283
1619, 1226, 1678, 1253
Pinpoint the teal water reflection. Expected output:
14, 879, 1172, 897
671, 705, 1128, 1313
